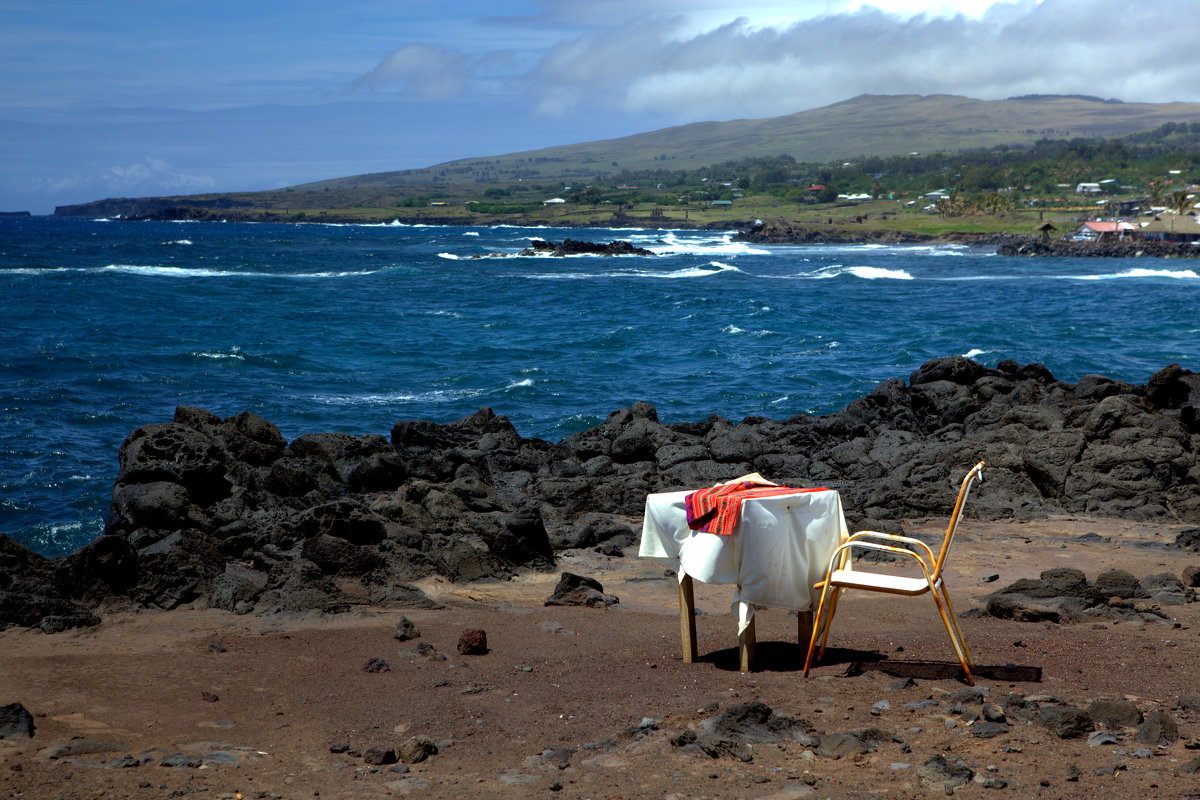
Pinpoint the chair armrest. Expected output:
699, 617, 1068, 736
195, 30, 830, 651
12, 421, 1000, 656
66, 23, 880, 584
845, 530, 937, 564
821, 539, 935, 582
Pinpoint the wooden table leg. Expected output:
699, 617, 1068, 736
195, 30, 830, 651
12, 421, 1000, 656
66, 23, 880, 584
738, 615, 756, 672
679, 574, 697, 663
797, 610, 813, 655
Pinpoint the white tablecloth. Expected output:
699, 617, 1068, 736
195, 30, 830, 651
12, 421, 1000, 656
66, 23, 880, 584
639, 488, 848, 631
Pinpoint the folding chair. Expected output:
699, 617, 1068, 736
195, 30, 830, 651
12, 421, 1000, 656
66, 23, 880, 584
803, 461, 984, 685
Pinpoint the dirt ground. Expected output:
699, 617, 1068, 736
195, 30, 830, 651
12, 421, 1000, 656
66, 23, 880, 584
3, 516, 1200, 800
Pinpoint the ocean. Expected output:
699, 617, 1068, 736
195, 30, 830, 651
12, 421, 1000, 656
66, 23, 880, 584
2, 216, 1197, 557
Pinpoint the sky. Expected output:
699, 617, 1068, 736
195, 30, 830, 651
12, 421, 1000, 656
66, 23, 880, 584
2, 0, 1198, 214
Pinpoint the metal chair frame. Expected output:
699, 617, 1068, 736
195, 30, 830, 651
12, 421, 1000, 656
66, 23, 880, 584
803, 461, 984, 685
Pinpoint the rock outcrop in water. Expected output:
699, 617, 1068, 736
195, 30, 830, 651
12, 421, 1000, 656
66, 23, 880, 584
996, 237, 1200, 259
3, 357, 1199, 630
469, 238, 656, 259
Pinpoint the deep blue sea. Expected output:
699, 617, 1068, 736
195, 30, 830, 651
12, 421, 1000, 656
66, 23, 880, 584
2, 216, 1198, 557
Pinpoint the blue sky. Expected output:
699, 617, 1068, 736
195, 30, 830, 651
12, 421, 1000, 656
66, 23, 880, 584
2, 0, 1197, 214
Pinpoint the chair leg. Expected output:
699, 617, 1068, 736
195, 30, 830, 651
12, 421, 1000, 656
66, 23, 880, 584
930, 587, 973, 685
816, 586, 841, 661
938, 584, 975, 668
803, 584, 834, 677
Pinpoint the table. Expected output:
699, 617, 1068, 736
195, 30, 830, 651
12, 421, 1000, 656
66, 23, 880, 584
639, 488, 848, 671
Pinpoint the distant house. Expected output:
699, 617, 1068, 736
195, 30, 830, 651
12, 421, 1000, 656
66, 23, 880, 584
1075, 182, 1102, 194
1137, 215, 1200, 242
542, 197, 566, 205
1070, 220, 1135, 241
925, 190, 951, 201
710, 200, 733, 207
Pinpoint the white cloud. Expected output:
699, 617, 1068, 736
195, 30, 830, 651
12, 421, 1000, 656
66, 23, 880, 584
520, 0, 1200, 120
100, 158, 216, 194
356, 44, 471, 98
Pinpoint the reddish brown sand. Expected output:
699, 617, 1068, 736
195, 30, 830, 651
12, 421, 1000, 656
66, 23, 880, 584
3, 516, 1199, 799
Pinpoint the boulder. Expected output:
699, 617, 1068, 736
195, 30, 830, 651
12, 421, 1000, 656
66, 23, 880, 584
0, 702, 35, 739
544, 573, 619, 607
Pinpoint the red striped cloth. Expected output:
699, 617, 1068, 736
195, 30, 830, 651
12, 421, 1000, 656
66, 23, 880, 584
685, 483, 827, 536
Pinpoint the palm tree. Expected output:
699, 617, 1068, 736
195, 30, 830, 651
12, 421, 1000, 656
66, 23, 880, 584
1171, 188, 1194, 216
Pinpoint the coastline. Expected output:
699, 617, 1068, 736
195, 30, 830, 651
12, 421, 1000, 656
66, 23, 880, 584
4, 356, 1198, 635
46, 208, 1200, 257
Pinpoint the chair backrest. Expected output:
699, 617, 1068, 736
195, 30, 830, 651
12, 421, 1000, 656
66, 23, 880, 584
932, 461, 984, 578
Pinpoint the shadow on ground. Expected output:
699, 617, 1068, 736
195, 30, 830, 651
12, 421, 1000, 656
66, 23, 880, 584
699, 641, 1041, 683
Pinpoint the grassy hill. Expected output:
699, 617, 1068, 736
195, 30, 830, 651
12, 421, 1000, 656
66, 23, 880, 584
54, 94, 1200, 228
295, 94, 1200, 190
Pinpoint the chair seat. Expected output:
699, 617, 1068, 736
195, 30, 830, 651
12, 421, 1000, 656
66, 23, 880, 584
828, 568, 938, 596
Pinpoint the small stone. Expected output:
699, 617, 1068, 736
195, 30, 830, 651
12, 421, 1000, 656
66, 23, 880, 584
1181, 565, 1200, 588
361, 657, 391, 673
457, 628, 488, 655
1137, 710, 1179, 746
970, 722, 1009, 739
414, 642, 447, 661
208, 642, 227, 653
916, 754, 973, 791
1087, 699, 1142, 729
1037, 705, 1093, 739
201, 691, 219, 703
1088, 731, 1118, 747
394, 616, 421, 641
397, 736, 438, 764
983, 573, 1000, 583
329, 743, 350, 754
363, 746, 397, 766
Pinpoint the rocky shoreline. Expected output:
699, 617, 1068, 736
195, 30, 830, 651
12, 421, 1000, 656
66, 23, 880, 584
46, 207, 1200, 257
996, 237, 1200, 259
735, 220, 1200, 258
3, 356, 1199, 633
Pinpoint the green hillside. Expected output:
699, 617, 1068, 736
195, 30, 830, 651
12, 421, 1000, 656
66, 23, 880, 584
54, 94, 1200, 228
296, 94, 1200, 190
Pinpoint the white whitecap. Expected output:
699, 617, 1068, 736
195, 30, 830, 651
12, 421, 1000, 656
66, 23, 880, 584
805, 265, 913, 280
462, 231, 480, 236
846, 266, 914, 280
1073, 268, 1199, 281
193, 347, 246, 361
723, 325, 746, 334
641, 232, 770, 257
963, 348, 986, 358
